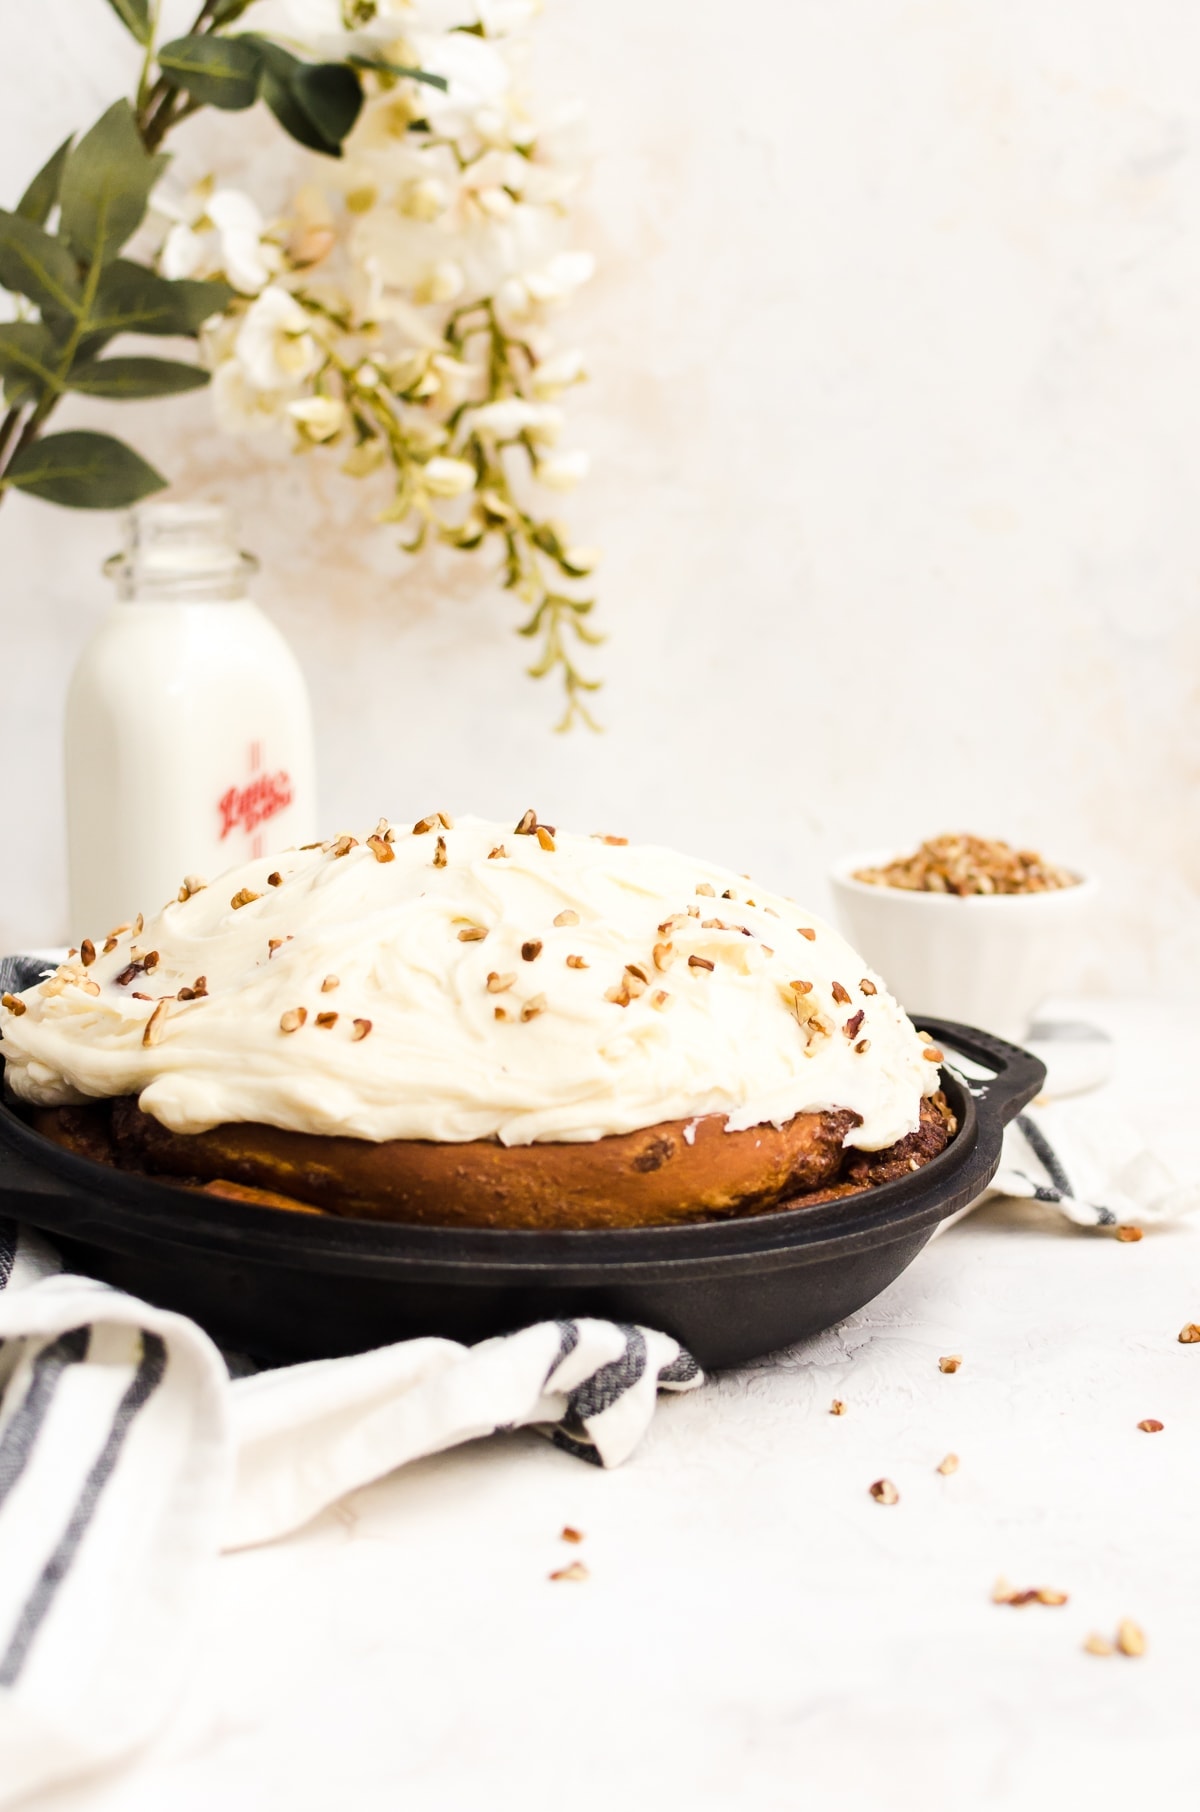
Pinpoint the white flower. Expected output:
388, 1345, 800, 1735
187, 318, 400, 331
160, 187, 275, 296
470, 399, 561, 441
288, 396, 346, 442
399, 177, 449, 223
423, 456, 476, 497
235, 287, 320, 391
525, 251, 595, 305
211, 362, 291, 436
413, 260, 465, 304
410, 30, 513, 141
536, 449, 590, 490
531, 347, 585, 399
233, 0, 343, 43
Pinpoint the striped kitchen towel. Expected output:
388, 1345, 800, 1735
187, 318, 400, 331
0, 1229, 700, 1808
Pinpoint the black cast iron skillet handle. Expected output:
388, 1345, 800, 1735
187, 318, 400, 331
916, 1016, 1046, 1139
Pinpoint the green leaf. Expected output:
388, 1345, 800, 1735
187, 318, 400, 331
157, 35, 263, 110
0, 210, 83, 318
17, 136, 74, 227
68, 355, 210, 398
91, 261, 232, 337
3, 429, 166, 509
346, 53, 448, 92
58, 101, 168, 268
0, 322, 65, 406
248, 39, 359, 156
103, 0, 152, 44
210, 0, 256, 20
294, 61, 363, 145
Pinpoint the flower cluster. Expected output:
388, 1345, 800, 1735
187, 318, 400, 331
157, 0, 600, 726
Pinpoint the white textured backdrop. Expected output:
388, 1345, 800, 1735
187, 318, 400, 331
1, 0, 1197, 993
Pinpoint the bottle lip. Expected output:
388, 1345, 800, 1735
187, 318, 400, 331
105, 500, 260, 601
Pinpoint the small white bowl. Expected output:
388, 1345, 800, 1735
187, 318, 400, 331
829, 851, 1098, 1044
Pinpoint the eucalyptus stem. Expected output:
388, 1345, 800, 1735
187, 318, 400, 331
0, 405, 24, 468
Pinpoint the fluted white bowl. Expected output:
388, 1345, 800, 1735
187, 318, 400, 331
829, 851, 1098, 1043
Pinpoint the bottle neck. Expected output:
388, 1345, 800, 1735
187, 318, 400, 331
107, 569, 255, 605
104, 502, 260, 604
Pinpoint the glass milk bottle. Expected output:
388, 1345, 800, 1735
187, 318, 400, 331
65, 501, 317, 941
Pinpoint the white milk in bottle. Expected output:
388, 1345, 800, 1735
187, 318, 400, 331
65, 502, 317, 940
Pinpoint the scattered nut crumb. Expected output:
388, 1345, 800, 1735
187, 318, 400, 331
798, 927, 816, 941
560, 1526, 584, 1544
593, 833, 627, 845
565, 954, 589, 969
267, 872, 283, 888
1178, 1324, 1200, 1344
536, 826, 556, 852
653, 942, 675, 971
231, 888, 261, 910
1115, 1225, 1143, 1242
321, 975, 339, 992
939, 1355, 962, 1374
2, 993, 27, 1016
331, 835, 357, 858
869, 1479, 899, 1505
553, 910, 579, 927
413, 815, 438, 835
688, 955, 715, 972
1083, 1633, 1115, 1657
831, 980, 851, 1005
488, 845, 507, 860
650, 990, 674, 1011
521, 994, 547, 1022
315, 1011, 338, 1029
549, 1561, 589, 1583
351, 1018, 372, 1041
860, 979, 877, 995
457, 925, 488, 942
829, 1399, 846, 1416
280, 1007, 307, 1033
521, 940, 543, 962
991, 1580, 1068, 1607
1137, 1418, 1164, 1433
433, 836, 447, 868
1116, 1619, 1146, 1656
366, 834, 394, 863
695, 882, 716, 897
936, 1453, 959, 1475
487, 972, 516, 993
79, 939, 96, 967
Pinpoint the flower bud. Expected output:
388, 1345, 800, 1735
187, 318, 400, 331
423, 456, 477, 498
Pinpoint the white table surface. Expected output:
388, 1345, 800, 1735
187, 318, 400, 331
32, 999, 1200, 1812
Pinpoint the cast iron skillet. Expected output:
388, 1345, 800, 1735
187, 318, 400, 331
0, 1018, 1042, 1369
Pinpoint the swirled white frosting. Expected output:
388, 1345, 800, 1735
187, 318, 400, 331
1, 816, 940, 1148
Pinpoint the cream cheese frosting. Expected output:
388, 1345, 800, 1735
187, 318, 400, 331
0, 813, 941, 1148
